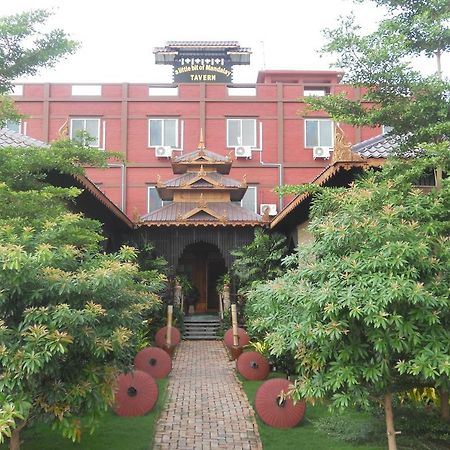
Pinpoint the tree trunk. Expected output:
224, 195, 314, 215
440, 389, 449, 422
9, 420, 26, 450
384, 391, 398, 450
436, 48, 442, 80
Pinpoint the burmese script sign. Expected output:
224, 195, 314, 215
173, 57, 233, 83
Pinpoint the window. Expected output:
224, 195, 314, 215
148, 118, 178, 147
148, 86, 178, 96
304, 87, 328, 97
382, 125, 394, 134
241, 186, 257, 213
70, 118, 100, 147
227, 87, 256, 96
304, 119, 333, 148
4, 119, 21, 133
10, 85, 23, 96
71, 85, 101, 96
147, 186, 171, 213
227, 118, 256, 147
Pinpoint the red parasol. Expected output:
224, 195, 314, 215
113, 370, 158, 417
134, 346, 172, 379
223, 327, 250, 348
236, 351, 270, 380
155, 326, 181, 348
255, 378, 306, 428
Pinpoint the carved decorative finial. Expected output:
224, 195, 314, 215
132, 207, 142, 223
198, 128, 206, 151
156, 174, 162, 186
227, 150, 234, 161
198, 164, 206, 177
332, 124, 364, 163
241, 174, 248, 187
198, 193, 207, 208
58, 119, 69, 139
261, 204, 271, 222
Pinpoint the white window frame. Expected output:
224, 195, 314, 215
148, 118, 179, 148
240, 185, 257, 213
304, 119, 334, 148
226, 118, 257, 148
70, 118, 101, 147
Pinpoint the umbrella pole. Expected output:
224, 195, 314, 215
231, 303, 239, 347
166, 304, 173, 347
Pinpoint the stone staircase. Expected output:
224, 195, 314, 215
183, 314, 221, 340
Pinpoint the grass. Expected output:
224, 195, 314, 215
241, 373, 385, 450
1, 378, 168, 450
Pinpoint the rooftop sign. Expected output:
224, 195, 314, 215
154, 41, 251, 84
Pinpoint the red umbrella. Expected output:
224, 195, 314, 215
134, 346, 172, 379
237, 351, 270, 380
255, 378, 306, 428
155, 326, 181, 348
224, 328, 249, 348
113, 370, 158, 417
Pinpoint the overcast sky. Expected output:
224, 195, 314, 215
2, 0, 449, 84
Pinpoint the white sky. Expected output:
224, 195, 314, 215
1, 0, 449, 84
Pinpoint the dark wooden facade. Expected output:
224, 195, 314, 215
132, 225, 258, 270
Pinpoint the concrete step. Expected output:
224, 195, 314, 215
185, 335, 221, 340
183, 315, 221, 340
184, 326, 219, 331
184, 316, 220, 323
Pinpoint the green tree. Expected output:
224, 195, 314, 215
304, 0, 450, 148
231, 228, 287, 293
0, 9, 78, 126
248, 151, 450, 450
0, 142, 163, 450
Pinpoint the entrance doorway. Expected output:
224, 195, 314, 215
177, 242, 227, 313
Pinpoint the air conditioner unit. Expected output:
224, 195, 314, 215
234, 146, 252, 158
312, 146, 332, 159
260, 204, 277, 216
155, 146, 172, 158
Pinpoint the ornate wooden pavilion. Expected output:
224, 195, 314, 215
135, 138, 266, 312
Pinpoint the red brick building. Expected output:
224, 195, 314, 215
9, 45, 380, 220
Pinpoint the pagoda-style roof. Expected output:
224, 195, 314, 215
140, 201, 262, 227
157, 169, 247, 201
142, 140, 264, 227
171, 148, 232, 174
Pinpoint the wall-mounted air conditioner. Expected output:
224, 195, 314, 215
260, 203, 277, 216
312, 146, 332, 159
234, 146, 252, 158
155, 146, 173, 158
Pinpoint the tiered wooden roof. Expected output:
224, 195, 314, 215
140, 142, 264, 227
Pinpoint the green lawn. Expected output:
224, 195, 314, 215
241, 374, 385, 450
1, 378, 168, 450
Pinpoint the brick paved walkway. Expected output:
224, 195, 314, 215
153, 341, 262, 450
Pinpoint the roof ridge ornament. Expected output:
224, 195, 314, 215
198, 193, 207, 208
198, 164, 206, 177
58, 119, 69, 139
332, 124, 364, 163
197, 128, 206, 152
